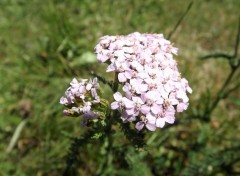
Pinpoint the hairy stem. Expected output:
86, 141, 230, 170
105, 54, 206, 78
97, 115, 113, 175
63, 130, 96, 176
91, 71, 113, 89
112, 72, 119, 92
97, 72, 119, 175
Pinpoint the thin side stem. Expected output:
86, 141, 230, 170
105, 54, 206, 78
91, 71, 113, 89
200, 53, 232, 60
223, 81, 240, 98
167, 0, 194, 40
233, 16, 240, 58
206, 68, 237, 116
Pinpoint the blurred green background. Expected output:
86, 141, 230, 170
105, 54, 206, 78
1, 0, 240, 175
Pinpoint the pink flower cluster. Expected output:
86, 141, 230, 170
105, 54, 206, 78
95, 32, 192, 131
60, 78, 100, 121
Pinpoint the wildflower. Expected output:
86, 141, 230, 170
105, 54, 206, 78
60, 77, 102, 124
111, 92, 134, 111
96, 32, 192, 131
136, 115, 157, 131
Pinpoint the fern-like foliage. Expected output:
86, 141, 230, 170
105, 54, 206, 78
182, 145, 240, 176
120, 123, 145, 148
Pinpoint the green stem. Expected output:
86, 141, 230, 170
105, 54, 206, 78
233, 16, 240, 58
91, 71, 113, 89
97, 115, 113, 175
63, 130, 96, 176
97, 73, 119, 175
112, 72, 119, 92
167, 0, 194, 40
206, 68, 237, 116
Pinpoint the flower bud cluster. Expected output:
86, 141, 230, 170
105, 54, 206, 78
95, 32, 192, 131
60, 78, 100, 122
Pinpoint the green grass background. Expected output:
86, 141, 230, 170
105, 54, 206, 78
0, 0, 240, 175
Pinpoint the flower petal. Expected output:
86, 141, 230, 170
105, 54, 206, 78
165, 115, 175, 124
187, 86, 192, 94
122, 97, 134, 108
111, 102, 119, 110
113, 92, 122, 101
177, 103, 186, 112
125, 108, 135, 115
118, 73, 127, 82
156, 118, 165, 128
139, 84, 148, 93
151, 104, 162, 114
141, 105, 150, 114
146, 113, 156, 124
135, 121, 145, 131
146, 123, 157, 131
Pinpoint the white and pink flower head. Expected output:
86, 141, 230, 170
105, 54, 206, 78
96, 32, 192, 131
60, 78, 101, 124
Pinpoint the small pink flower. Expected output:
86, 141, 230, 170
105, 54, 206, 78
86, 78, 99, 90
60, 77, 102, 120
118, 70, 133, 83
141, 91, 163, 115
111, 92, 134, 110
177, 102, 189, 112
125, 96, 144, 116
135, 116, 156, 131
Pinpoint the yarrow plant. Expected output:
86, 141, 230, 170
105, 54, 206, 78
60, 32, 191, 131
